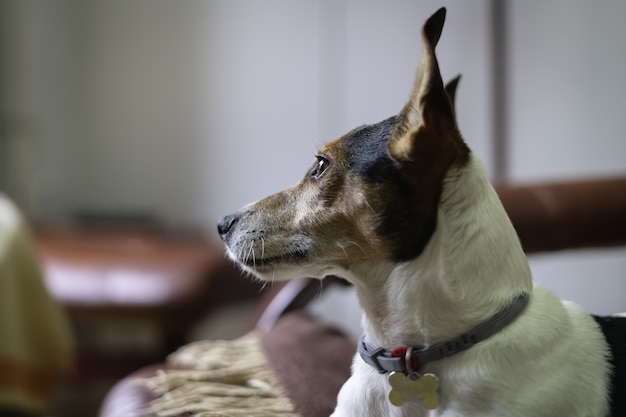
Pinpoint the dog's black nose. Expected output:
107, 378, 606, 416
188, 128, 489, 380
217, 213, 241, 238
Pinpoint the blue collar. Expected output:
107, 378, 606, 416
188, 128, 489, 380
358, 293, 530, 374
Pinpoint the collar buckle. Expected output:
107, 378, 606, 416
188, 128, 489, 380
358, 335, 387, 373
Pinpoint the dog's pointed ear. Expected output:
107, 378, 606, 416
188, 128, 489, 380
390, 7, 448, 145
445, 74, 461, 118
388, 8, 467, 167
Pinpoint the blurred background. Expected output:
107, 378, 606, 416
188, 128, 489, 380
0, 0, 625, 416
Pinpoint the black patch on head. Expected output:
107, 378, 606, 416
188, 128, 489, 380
340, 115, 399, 182
339, 116, 438, 263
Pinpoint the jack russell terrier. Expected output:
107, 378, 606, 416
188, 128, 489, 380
219, 7, 623, 417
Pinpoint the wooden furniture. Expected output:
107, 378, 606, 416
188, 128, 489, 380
35, 226, 264, 417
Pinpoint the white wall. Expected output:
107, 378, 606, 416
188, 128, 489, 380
5, 0, 490, 234
508, 1, 626, 181
74, 1, 213, 228
1, 1, 624, 313
0, 0, 82, 220
194, 1, 322, 229
507, 0, 626, 314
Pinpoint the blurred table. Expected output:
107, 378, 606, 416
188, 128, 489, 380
34, 226, 262, 417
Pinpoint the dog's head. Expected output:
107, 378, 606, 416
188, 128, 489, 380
218, 8, 469, 282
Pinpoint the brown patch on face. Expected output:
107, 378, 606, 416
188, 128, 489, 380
300, 170, 395, 269
278, 140, 395, 268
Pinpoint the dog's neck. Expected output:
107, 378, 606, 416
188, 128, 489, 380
350, 155, 532, 349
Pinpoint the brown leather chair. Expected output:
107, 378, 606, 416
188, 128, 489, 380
99, 177, 626, 417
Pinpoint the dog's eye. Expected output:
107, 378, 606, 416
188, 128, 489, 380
310, 156, 330, 180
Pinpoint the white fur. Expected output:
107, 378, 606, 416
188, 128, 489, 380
329, 155, 610, 417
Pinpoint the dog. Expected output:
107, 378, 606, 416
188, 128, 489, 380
218, 7, 619, 416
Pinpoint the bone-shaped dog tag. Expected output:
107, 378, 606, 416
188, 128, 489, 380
388, 371, 439, 409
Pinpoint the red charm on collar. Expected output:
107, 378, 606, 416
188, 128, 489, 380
391, 347, 420, 370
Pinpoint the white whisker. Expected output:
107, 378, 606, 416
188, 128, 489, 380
251, 240, 257, 268
246, 240, 255, 267
257, 280, 268, 294
346, 240, 368, 256
337, 242, 350, 260
317, 279, 325, 302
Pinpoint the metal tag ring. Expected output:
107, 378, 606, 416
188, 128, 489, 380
405, 346, 417, 374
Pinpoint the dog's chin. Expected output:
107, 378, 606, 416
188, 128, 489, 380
228, 249, 318, 282
241, 262, 319, 282
241, 249, 307, 268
